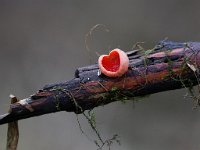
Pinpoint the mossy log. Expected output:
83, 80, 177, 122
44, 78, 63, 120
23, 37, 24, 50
0, 40, 200, 125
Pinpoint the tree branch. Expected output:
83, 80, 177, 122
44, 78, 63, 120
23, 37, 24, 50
0, 40, 200, 125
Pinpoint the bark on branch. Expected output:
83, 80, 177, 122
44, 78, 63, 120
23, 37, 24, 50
0, 40, 200, 125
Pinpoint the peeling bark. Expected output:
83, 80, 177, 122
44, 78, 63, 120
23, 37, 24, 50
6, 95, 19, 150
0, 40, 200, 125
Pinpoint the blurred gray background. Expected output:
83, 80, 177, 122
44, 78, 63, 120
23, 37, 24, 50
0, 0, 200, 150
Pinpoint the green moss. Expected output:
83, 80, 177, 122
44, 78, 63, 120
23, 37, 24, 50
144, 49, 154, 55
89, 88, 134, 104
111, 87, 118, 92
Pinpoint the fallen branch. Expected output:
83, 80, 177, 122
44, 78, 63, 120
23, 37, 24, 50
0, 40, 200, 125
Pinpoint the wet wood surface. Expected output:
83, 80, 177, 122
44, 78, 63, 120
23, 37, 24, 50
0, 40, 200, 125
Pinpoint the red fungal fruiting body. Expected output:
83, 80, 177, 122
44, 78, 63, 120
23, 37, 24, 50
98, 48, 129, 77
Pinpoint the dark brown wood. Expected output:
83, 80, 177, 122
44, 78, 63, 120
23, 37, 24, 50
0, 40, 200, 125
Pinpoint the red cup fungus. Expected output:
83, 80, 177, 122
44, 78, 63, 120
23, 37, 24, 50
98, 48, 129, 77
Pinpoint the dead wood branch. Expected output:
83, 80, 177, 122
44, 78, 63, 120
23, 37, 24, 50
0, 40, 200, 125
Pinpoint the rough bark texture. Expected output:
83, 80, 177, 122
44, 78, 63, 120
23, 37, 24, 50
0, 40, 200, 125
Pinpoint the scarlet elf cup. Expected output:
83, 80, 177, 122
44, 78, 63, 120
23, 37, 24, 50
98, 49, 129, 77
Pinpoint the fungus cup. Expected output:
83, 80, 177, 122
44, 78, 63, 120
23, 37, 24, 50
98, 48, 129, 77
